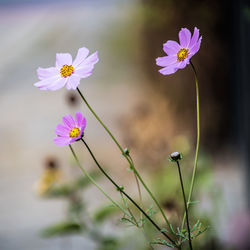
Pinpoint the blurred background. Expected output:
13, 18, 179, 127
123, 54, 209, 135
0, 0, 250, 249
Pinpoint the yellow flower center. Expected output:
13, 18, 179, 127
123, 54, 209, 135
69, 127, 80, 138
60, 64, 74, 78
177, 48, 189, 61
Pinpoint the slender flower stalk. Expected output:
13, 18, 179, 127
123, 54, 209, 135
129, 155, 143, 225
181, 61, 200, 230
176, 160, 193, 250
80, 138, 176, 246
76, 87, 173, 231
69, 144, 130, 217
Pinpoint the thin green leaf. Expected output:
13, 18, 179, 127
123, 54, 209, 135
197, 222, 202, 232
160, 228, 169, 233
169, 223, 176, 234
41, 222, 83, 237
191, 220, 200, 233
188, 200, 200, 206
150, 238, 175, 248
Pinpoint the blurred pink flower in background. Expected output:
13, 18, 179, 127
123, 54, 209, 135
227, 211, 250, 250
54, 112, 86, 146
34, 47, 98, 90
156, 27, 202, 75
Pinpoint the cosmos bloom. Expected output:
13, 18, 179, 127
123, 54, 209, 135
54, 112, 86, 146
34, 47, 98, 90
156, 27, 202, 75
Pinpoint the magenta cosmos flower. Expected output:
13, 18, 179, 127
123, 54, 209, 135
54, 112, 86, 146
34, 47, 98, 90
156, 27, 202, 75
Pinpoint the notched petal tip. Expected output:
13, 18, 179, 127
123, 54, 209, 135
78, 47, 89, 54
56, 53, 73, 68
73, 47, 90, 68
194, 27, 200, 32
179, 28, 191, 48
75, 111, 83, 117
163, 40, 181, 55
155, 57, 162, 65
62, 114, 75, 129
88, 51, 99, 65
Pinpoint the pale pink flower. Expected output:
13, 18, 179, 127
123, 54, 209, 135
34, 47, 98, 90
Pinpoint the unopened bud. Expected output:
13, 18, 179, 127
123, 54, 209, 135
116, 185, 124, 192
170, 152, 182, 161
123, 148, 130, 156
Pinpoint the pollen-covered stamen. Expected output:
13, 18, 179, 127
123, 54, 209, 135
177, 48, 189, 61
60, 65, 74, 78
69, 127, 80, 138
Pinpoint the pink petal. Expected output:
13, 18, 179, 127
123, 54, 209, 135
82, 51, 99, 66
75, 112, 83, 127
45, 77, 68, 91
56, 53, 73, 68
62, 114, 75, 129
70, 137, 79, 144
81, 117, 87, 130
73, 47, 89, 68
34, 75, 60, 90
55, 124, 70, 137
189, 27, 199, 49
179, 28, 191, 48
76, 112, 87, 129
37, 67, 58, 80
159, 64, 179, 75
54, 136, 72, 146
163, 41, 181, 55
65, 75, 81, 90
177, 60, 187, 69
74, 65, 94, 78
189, 37, 202, 55
156, 55, 177, 67
74, 51, 99, 70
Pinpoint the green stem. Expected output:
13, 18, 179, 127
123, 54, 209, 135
181, 61, 200, 230
176, 161, 193, 250
76, 87, 172, 231
128, 155, 143, 225
81, 138, 176, 246
76, 88, 123, 152
68, 144, 130, 217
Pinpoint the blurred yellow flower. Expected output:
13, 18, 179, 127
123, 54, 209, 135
34, 157, 63, 195
35, 168, 62, 195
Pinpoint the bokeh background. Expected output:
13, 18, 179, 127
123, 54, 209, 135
0, 0, 250, 249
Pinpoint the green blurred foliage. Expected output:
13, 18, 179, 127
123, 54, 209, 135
41, 222, 84, 237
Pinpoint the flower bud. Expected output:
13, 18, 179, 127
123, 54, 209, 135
123, 148, 130, 156
116, 185, 124, 192
170, 152, 182, 161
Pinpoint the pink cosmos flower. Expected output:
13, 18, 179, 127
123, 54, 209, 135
156, 27, 202, 75
34, 47, 98, 90
54, 112, 86, 146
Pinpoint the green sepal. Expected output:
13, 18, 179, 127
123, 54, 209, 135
116, 185, 124, 192
122, 148, 130, 156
